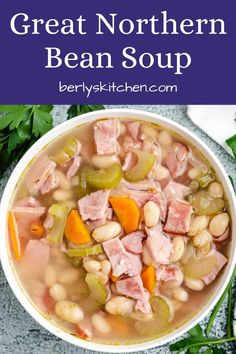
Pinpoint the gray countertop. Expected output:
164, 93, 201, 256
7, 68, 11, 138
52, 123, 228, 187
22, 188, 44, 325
0, 105, 235, 354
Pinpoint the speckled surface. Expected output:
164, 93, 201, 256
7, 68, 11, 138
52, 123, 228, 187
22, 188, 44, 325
0, 105, 235, 354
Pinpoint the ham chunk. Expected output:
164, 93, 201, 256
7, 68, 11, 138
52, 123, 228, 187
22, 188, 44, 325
78, 190, 110, 221
163, 181, 191, 202
94, 119, 119, 155
12, 199, 46, 239
28, 155, 57, 196
202, 251, 228, 285
164, 201, 193, 234
156, 264, 180, 281
166, 143, 188, 178
40, 172, 59, 195
126, 121, 140, 140
116, 276, 151, 313
103, 237, 142, 277
146, 224, 172, 266
21, 240, 50, 276
66, 156, 81, 178
121, 231, 145, 254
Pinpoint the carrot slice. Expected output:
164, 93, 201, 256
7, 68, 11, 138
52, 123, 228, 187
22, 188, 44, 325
8, 211, 22, 261
109, 196, 140, 233
141, 265, 156, 293
64, 210, 91, 245
31, 222, 45, 238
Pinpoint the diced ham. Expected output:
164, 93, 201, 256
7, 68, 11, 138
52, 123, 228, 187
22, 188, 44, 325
94, 119, 119, 155
166, 143, 188, 178
103, 237, 142, 277
202, 251, 228, 285
122, 179, 159, 192
27, 155, 57, 195
16, 197, 41, 208
164, 201, 193, 234
12, 204, 46, 239
121, 231, 145, 254
122, 151, 135, 171
40, 172, 59, 195
21, 240, 50, 276
156, 264, 179, 281
163, 181, 191, 202
146, 224, 173, 266
123, 139, 142, 153
86, 208, 112, 231
78, 190, 110, 221
66, 156, 81, 178
116, 276, 151, 313
126, 121, 140, 140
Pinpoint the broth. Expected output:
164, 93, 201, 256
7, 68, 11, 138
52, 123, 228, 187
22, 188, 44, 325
8, 118, 230, 344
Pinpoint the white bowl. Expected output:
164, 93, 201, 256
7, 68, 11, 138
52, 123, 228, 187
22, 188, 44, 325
0, 109, 235, 353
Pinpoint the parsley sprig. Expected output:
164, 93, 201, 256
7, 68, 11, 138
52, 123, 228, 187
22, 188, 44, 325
0, 105, 53, 178
170, 264, 236, 354
67, 104, 105, 119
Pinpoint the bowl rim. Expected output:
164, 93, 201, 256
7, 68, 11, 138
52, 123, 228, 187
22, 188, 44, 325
0, 108, 236, 353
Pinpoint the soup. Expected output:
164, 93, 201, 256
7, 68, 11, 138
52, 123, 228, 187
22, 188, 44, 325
8, 118, 230, 344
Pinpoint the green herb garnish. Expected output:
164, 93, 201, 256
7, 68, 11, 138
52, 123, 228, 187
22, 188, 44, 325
226, 134, 236, 158
67, 104, 105, 119
0, 105, 53, 178
170, 265, 236, 353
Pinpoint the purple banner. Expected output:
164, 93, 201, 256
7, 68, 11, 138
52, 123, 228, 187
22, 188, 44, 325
0, 0, 235, 103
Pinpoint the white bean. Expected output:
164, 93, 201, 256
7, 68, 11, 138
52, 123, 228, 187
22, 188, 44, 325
53, 189, 73, 202
130, 311, 154, 321
142, 244, 152, 265
158, 130, 172, 147
44, 264, 59, 287
188, 215, 209, 236
96, 271, 109, 285
196, 241, 211, 258
100, 260, 112, 275
91, 313, 111, 334
50, 283, 67, 301
208, 182, 223, 198
58, 267, 80, 285
84, 260, 101, 274
55, 170, 71, 190
71, 175, 79, 186
105, 296, 134, 316
171, 237, 185, 262
140, 124, 158, 139
143, 201, 160, 227
55, 301, 84, 323
193, 230, 212, 247
209, 213, 229, 237
92, 221, 122, 242
172, 287, 189, 302
188, 168, 201, 180
184, 277, 205, 291
92, 154, 119, 169
152, 165, 170, 181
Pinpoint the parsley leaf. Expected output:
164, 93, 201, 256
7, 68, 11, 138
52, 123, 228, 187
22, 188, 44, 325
0, 105, 54, 178
226, 134, 236, 158
32, 108, 53, 137
67, 104, 105, 119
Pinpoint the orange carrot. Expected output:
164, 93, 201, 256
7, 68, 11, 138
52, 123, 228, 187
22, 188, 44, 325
64, 210, 91, 244
110, 273, 119, 283
8, 211, 22, 261
109, 196, 140, 233
31, 222, 45, 238
141, 265, 156, 293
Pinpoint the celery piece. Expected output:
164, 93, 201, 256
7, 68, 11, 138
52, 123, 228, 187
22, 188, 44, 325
183, 255, 217, 278
189, 190, 224, 215
67, 244, 103, 257
197, 172, 214, 188
47, 203, 71, 244
82, 163, 123, 189
64, 138, 79, 157
51, 150, 70, 165
85, 273, 107, 305
124, 149, 156, 182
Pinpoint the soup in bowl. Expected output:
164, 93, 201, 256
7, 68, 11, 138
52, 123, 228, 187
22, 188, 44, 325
0, 109, 235, 352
